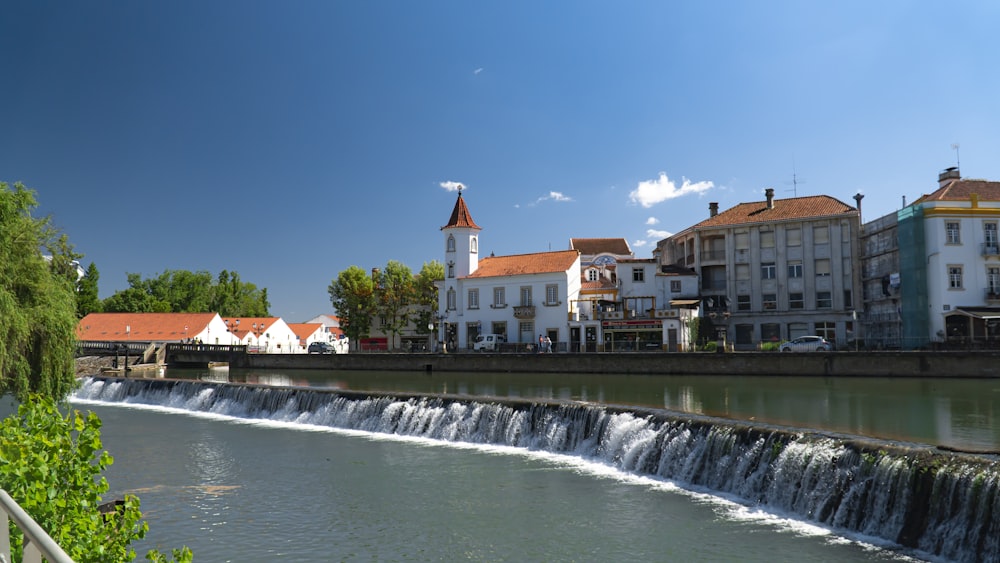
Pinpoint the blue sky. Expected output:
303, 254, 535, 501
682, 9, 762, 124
3, 1, 999, 321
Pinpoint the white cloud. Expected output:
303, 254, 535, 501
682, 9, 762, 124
646, 217, 660, 226
646, 229, 671, 239
629, 173, 713, 208
440, 181, 466, 192
633, 240, 649, 247
473, 67, 483, 75
531, 191, 574, 206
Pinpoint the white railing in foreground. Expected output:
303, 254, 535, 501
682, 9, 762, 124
0, 490, 74, 563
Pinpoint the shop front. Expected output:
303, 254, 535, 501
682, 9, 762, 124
602, 319, 663, 352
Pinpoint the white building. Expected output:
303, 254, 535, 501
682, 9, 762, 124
438, 190, 582, 351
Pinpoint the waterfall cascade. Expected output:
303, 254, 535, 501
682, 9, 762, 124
75, 376, 1000, 562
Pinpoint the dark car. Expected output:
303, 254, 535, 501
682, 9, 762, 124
308, 342, 335, 354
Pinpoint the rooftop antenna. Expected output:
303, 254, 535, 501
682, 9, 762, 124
951, 143, 961, 171
786, 159, 806, 197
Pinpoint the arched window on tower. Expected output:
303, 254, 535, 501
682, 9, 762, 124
471, 236, 478, 253
447, 288, 456, 310
448, 262, 455, 278
447, 235, 456, 252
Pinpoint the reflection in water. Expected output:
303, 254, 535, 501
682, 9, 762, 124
165, 366, 1000, 451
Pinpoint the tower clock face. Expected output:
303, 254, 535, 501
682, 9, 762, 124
593, 255, 615, 266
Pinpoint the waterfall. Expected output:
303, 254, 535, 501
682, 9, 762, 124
75, 376, 1000, 562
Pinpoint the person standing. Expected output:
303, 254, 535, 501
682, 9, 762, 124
544, 335, 552, 353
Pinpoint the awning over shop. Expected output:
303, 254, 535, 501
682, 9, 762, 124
669, 299, 700, 308
946, 307, 1000, 320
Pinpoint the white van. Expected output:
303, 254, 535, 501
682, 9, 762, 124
473, 334, 506, 351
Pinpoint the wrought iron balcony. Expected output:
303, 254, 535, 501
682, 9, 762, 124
513, 305, 536, 319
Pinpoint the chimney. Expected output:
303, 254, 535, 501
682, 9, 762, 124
853, 192, 864, 219
765, 188, 775, 209
709, 202, 719, 217
939, 167, 960, 188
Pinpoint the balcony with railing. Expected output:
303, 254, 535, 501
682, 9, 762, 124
700, 248, 726, 263
0, 489, 73, 563
983, 243, 1000, 258
513, 305, 536, 319
986, 288, 1000, 302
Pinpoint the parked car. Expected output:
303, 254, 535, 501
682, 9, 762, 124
308, 342, 335, 354
779, 336, 833, 352
473, 333, 506, 351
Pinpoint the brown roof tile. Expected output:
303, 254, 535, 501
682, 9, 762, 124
570, 238, 632, 256
466, 250, 579, 278
77, 312, 217, 341
220, 317, 278, 339
693, 195, 857, 229
913, 179, 1000, 204
442, 193, 481, 230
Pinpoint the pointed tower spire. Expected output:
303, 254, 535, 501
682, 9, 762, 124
442, 190, 481, 231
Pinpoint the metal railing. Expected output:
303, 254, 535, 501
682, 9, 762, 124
0, 489, 74, 563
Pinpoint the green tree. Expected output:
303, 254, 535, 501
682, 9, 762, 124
0, 182, 77, 400
374, 261, 414, 350
102, 269, 270, 316
76, 262, 103, 318
328, 266, 376, 348
0, 395, 191, 562
412, 260, 444, 338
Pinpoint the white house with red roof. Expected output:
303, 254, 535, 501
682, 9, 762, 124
439, 189, 582, 351
77, 312, 228, 345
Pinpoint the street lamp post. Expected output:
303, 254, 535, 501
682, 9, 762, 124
252, 322, 266, 353
225, 318, 240, 346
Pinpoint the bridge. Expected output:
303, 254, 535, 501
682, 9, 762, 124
164, 343, 248, 367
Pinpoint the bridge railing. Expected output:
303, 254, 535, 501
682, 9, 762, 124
0, 489, 74, 563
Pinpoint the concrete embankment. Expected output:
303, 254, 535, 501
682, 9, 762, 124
216, 350, 1000, 378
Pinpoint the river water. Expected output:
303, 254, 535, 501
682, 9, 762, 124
66, 368, 1000, 562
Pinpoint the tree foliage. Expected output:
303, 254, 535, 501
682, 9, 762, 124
0, 182, 78, 400
76, 262, 103, 318
328, 266, 375, 347
374, 261, 414, 349
0, 396, 191, 562
102, 268, 270, 316
412, 261, 444, 336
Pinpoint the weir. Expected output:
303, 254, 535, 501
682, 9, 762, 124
76, 376, 1000, 563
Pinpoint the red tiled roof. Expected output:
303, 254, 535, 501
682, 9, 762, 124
442, 193, 481, 230
287, 323, 323, 339
913, 179, 1000, 205
581, 279, 617, 290
693, 195, 857, 229
77, 312, 217, 341
570, 238, 632, 256
465, 250, 579, 278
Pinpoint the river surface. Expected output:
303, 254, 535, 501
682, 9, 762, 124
65, 367, 998, 562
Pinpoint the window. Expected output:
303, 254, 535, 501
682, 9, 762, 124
447, 235, 456, 252
447, 262, 455, 278
844, 290, 853, 309
763, 294, 777, 310
815, 258, 831, 276
587, 269, 599, 281
670, 280, 682, 293
520, 286, 532, 306
787, 261, 803, 278
468, 288, 479, 309
735, 232, 750, 250
786, 228, 801, 246
447, 288, 456, 310
545, 284, 558, 305
814, 225, 829, 244
632, 268, 645, 282
470, 236, 478, 253
817, 291, 832, 309
736, 264, 750, 280
761, 323, 781, 343
760, 230, 775, 248
788, 322, 808, 339
816, 322, 835, 341
948, 265, 963, 289
761, 263, 776, 279
491, 322, 507, 339
989, 267, 1000, 293
986, 223, 998, 247
493, 287, 505, 307
737, 295, 751, 311
789, 293, 804, 309
946, 222, 961, 245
